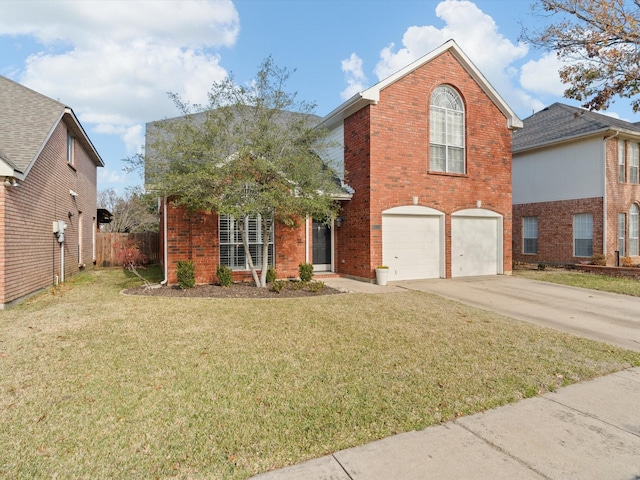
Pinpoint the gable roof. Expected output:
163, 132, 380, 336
513, 102, 640, 153
320, 39, 522, 130
0, 75, 103, 179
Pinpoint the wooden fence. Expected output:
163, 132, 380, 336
95, 232, 160, 267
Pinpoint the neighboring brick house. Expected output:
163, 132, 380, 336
512, 102, 640, 266
0, 75, 104, 307
151, 40, 522, 285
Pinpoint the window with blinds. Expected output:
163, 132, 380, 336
429, 85, 465, 174
618, 213, 626, 257
630, 205, 639, 256
573, 213, 593, 257
219, 214, 274, 270
523, 217, 538, 254
618, 140, 626, 183
630, 142, 639, 184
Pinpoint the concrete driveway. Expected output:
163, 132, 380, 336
397, 275, 640, 352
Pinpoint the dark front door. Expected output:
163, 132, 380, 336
312, 220, 331, 269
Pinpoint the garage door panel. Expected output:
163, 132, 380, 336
452, 217, 498, 277
383, 214, 442, 281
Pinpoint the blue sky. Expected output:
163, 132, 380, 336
1, 0, 637, 194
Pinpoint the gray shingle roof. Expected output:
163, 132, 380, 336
0, 75, 67, 174
513, 102, 640, 152
0, 75, 103, 175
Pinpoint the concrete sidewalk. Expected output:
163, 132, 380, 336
251, 276, 640, 479
252, 367, 640, 479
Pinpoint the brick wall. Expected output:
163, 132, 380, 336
512, 197, 604, 264
606, 138, 640, 263
1, 120, 98, 307
338, 50, 513, 279
163, 201, 306, 285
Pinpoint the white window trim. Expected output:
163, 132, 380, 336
429, 85, 465, 174
573, 213, 593, 257
67, 132, 75, 166
630, 204, 639, 256
523, 216, 538, 255
618, 213, 626, 257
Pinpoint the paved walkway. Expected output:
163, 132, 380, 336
251, 275, 640, 479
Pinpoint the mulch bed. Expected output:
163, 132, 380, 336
124, 281, 344, 299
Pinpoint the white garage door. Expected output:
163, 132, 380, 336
382, 212, 442, 281
452, 215, 499, 277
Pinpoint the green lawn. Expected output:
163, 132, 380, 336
1, 267, 639, 479
514, 266, 640, 296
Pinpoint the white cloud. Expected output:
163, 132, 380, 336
520, 52, 565, 96
369, 0, 545, 117
0, 0, 238, 169
340, 53, 368, 100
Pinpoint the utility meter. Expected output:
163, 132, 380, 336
53, 220, 67, 243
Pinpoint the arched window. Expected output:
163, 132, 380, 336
630, 204, 639, 256
430, 85, 465, 174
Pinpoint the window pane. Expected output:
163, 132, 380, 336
630, 205, 639, 256
573, 214, 593, 257
619, 140, 626, 183
219, 213, 274, 270
523, 217, 538, 254
618, 213, 626, 257
447, 110, 464, 147
448, 147, 464, 173
430, 108, 446, 144
430, 145, 445, 171
430, 85, 464, 174
630, 143, 639, 184
575, 239, 593, 257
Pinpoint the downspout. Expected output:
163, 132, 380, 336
160, 196, 168, 285
602, 131, 619, 257
305, 216, 310, 263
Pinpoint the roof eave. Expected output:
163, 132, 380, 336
63, 108, 105, 167
512, 127, 632, 154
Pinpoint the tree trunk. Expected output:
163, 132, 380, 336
238, 218, 262, 288
259, 215, 274, 288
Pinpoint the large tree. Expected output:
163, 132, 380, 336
144, 57, 343, 287
522, 0, 640, 112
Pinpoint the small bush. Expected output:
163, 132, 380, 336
307, 281, 325, 293
266, 265, 277, 284
537, 263, 547, 271
591, 254, 606, 266
216, 265, 232, 287
116, 240, 147, 270
270, 280, 287, 293
176, 261, 195, 289
299, 263, 314, 282
620, 256, 634, 268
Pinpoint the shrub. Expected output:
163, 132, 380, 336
116, 240, 147, 270
216, 265, 232, 287
591, 254, 606, 266
270, 280, 287, 293
537, 263, 547, 271
266, 265, 277, 284
307, 281, 325, 293
176, 261, 195, 289
620, 256, 634, 268
299, 262, 314, 282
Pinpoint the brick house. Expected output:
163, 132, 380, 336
0, 75, 104, 307
512, 102, 640, 266
152, 40, 522, 285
